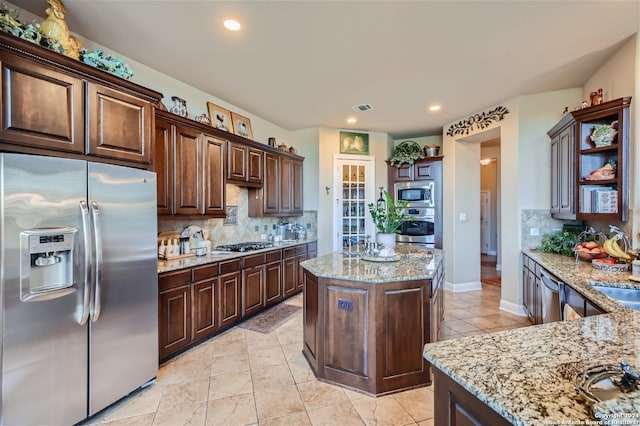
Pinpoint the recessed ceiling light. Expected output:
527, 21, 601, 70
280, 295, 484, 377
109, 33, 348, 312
347, 118, 357, 124
429, 105, 441, 112
224, 19, 241, 31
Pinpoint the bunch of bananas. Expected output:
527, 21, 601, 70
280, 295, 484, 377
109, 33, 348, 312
603, 236, 632, 261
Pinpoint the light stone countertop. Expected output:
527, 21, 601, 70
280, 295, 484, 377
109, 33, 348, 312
300, 245, 443, 283
423, 250, 640, 425
157, 240, 315, 274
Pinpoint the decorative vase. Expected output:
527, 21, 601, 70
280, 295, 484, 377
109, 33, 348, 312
424, 146, 440, 157
376, 233, 397, 256
170, 96, 188, 117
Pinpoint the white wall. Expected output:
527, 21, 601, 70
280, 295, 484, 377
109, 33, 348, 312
394, 135, 443, 148
290, 128, 319, 211
313, 128, 393, 256
443, 88, 583, 310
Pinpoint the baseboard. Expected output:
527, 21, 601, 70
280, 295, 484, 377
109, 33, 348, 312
444, 281, 482, 292
499, 299, 527, 317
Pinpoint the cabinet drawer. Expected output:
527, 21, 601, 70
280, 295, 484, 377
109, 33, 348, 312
219, 258, 242, 275
159, 269, 191, 292
266, 249, 282, 263
193, 263, 219, 282
283, 247, 297, 258
244, 253, 266, 268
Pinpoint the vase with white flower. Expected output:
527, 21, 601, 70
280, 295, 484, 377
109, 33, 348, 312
368, 189, 411, 256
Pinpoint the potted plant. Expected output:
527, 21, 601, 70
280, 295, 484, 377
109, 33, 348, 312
387, 141, 424, 167
368, 190, 411, 254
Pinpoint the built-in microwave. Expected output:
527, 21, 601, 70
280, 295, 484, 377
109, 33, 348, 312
395, 181, 435, 208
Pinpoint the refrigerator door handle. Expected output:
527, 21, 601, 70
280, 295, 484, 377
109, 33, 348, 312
90, 201, 103, 322
79, 200, 92, 325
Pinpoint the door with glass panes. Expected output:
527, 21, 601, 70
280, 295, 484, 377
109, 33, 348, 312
333, 155, 375, 252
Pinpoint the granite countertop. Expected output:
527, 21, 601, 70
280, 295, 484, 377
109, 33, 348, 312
158, 240, 315, 274
423, 250, 640, 425
300, 245, 443, 283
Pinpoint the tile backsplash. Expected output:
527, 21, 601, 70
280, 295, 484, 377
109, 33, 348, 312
158, 184, 317, 247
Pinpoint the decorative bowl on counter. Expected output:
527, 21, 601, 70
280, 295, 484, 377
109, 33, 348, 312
592, 258, 629, 272
574, 242, 608, 261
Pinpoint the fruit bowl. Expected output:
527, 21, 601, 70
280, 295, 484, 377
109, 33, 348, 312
575, 249, 608, 261
575, 242, 608, 261
592, 258, 629, 272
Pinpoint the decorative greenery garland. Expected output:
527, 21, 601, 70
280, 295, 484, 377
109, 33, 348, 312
387, 140, 424, 167
0, 3, 133, 80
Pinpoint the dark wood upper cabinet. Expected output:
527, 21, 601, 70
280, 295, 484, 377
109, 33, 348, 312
0, 53, 84, 153
548, 97, 631, 222
292, 159, 304, 213
87, 83, 153, 164
279, 155, 292, 212
548, 115, 576, 220
154, 119, 173, 215
204, 135, 226, 216
0, 32, 161, 168
249, 151, 304, 217
174, 125, 203, 215
226, 141, 263, 187
153, 111, 225, 218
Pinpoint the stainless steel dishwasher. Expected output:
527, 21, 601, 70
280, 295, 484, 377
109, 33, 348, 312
540, 269, 561, 323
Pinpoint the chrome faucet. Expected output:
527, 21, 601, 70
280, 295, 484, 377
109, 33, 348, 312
615, 361, 640, 392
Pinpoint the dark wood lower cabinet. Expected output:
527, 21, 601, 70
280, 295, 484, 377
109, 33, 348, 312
433, 367, 511, 426
219, 271, 241, 328
265, 258, 283, 306
192, 279, 217, 341
159, 242, 316, 361
242, 264, 266, 317
159, 285, 191, 360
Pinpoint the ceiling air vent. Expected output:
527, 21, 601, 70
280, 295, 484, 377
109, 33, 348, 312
352, 104, 373, 112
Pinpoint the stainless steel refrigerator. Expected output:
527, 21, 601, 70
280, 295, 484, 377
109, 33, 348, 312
0, 153, 158, 425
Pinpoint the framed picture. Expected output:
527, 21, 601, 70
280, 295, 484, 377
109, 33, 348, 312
231, 112, 253, 139
340, 131, 369, 154
206, 102, 233, 132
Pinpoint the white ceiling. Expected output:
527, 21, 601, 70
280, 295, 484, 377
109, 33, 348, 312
16, 1, 640, 139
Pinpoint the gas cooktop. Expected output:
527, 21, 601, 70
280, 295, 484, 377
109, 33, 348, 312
216, 242, 274, 252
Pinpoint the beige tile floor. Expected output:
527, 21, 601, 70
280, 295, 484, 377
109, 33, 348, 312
85, 283, 531, 426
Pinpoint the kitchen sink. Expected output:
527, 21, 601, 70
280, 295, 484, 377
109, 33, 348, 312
591, 285, 640, 310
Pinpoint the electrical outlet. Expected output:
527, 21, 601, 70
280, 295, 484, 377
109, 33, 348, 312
306, 223, 311, 229
261, 234, 267, 240
530, 227, 540, 236
459, 212, 467, 222
263, 225, 268, 231
254, 225, 259, 231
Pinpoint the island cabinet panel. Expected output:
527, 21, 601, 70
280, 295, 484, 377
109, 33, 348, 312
382, 287, 425, 377
303, 272, 319, 367
324, 286, 368, 378
433, 367, 511, 426
87, 83, 152, 164
302, 267, 436, 396
0, 55, 84, 153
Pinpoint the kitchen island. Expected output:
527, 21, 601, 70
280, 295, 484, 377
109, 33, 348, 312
301, 246, 444, 396
423, 250, 640, 425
